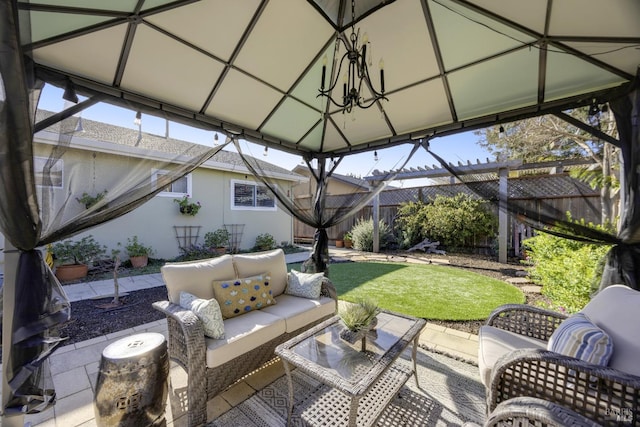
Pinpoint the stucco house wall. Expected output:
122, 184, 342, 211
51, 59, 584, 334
22, 116, 304, 262
68, 167, 294, 260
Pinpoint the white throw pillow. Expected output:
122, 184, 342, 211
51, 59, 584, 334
286, 269, 324, 299
179, 291, 225, 339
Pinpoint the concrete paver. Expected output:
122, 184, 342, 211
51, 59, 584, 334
17, 247, 482, 426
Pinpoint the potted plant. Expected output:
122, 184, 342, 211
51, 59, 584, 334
255, 233, 276, 251
204, 228, 230, 255
51, 235, 107, 282
174, 195, 201, 216
335, 237, 344, 248
338, 298, 380, 346
76, 190, 108, 209
343, 231, 353, 249
125, 235, 154, 268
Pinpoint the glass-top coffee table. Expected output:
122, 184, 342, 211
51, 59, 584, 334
275, 310, 426, 427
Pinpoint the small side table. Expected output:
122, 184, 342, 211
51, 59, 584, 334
94, 332, 169, 427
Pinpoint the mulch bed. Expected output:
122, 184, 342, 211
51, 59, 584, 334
59, 286, 168, 346
57, 252, 547, 346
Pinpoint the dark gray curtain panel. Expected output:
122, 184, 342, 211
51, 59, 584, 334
0, 0, 227, 413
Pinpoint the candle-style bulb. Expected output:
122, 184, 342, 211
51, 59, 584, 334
379, 58, 385, 94
321, 55, 327, 90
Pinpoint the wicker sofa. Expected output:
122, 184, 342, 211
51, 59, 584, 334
478, 284, 640, 426
153, 249, 337, 426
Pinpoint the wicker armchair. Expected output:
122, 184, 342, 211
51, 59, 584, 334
487, 397, 602, 426
464, 397, 603, 426
480, 285, 640, 426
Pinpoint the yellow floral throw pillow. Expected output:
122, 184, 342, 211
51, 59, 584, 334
212, 272, 275, 319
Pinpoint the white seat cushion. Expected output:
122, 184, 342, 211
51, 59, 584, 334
261, 294, 335, 332
580, 284, 640, 377
205, 310, 285, 368
478, 325, 547, 387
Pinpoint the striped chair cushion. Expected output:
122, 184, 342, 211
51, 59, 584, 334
548, 312, 613, 366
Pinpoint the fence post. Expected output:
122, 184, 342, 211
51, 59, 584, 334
499, 167, 508, 263
373, 188, 380, 253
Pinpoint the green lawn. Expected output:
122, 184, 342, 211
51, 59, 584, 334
290, 262, 524, 321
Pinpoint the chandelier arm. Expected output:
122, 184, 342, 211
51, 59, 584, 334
361, 60, 384, 98
321, 49, 350, 95
326, 95, 350, 109
356, 97, 383, 109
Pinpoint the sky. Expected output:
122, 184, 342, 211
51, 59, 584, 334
38, 84, 493, 186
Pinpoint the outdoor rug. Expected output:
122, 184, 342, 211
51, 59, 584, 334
208, 347, 486, 426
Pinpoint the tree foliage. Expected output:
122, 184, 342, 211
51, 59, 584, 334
395, 194, 497, 250
474, 107, 613, 162
474, 107, 619, 224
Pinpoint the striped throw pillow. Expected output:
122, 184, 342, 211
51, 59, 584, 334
548, 312, 613, 366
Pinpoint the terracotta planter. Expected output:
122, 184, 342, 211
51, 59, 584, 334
344, 239, 353, 249
55, 263, 88, 282
212, 247, 227, 255
130, 255, 148, 268
335, 240, 344, 248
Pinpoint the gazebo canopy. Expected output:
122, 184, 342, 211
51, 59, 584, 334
22, 0, 640, 158
3, 1, 640, 417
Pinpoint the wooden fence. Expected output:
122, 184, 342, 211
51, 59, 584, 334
294, 192, 601, 256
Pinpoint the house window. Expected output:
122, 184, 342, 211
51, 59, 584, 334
231, 179, 276, 211
152, 169, 192, 197
34, 156, 63, 188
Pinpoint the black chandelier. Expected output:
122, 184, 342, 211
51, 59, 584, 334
318, 0, 387, 113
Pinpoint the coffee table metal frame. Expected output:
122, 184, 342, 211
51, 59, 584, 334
275, 311, 426, 427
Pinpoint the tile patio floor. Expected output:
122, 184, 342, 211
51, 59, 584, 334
1, 248, 480, 426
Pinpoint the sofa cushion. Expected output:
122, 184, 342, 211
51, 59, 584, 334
286, 270, 324, 299
212, 273, 276, 319
580, 284, 640, 377
179, 291, 225, 339
261, 294, 335, 332
478, 325, 547, 386
233, 249, 288, 297
548, 312, 613, 367
161, 255, 235, 304
204, 310, 285, 368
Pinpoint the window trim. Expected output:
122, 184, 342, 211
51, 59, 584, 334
34, 156, 64, 188
152, 169, 192, 198
230, 179, 277, 211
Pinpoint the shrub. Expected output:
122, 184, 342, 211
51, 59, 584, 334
175, 244, 212, 261
255, 233, 276, 250
51, 235, 106, 265
523, 217, 613, 313
395, 201, 429, 248
125, 235, 154, 257
395, 194, 497, 250
350, 218, 392, 252
204, 228, 230, 248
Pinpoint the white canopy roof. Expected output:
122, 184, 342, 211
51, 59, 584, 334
23, 0, 640, 157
